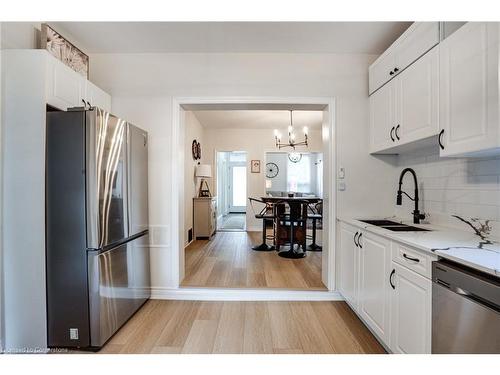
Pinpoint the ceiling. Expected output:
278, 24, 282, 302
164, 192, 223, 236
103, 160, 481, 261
192, 110, 323, 130
51, 22, 411, 54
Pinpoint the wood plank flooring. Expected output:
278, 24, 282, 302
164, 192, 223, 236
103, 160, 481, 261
99, 300, 385, 354
182, 231, 326, 289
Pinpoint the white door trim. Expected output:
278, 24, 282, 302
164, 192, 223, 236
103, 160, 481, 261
171, 96, 337, 293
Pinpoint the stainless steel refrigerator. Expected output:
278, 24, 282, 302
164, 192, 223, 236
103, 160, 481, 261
46, 107, 150, 350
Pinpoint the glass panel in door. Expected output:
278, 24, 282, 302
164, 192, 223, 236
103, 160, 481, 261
229, 165, 247, 213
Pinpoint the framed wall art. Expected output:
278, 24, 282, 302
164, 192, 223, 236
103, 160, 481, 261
40, 23, 89, 78
251, 160, 261, 173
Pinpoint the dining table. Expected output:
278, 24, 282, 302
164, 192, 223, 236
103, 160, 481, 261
260, 196, 323, 258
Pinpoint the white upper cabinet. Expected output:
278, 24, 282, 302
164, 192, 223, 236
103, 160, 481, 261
338, 223, 360, 309
85, 81, 112, 112
358, 231, 392, 346
369, 22, 439, 95
390, 262, 432, 354
439, 22, 500, 157
396, 46, 439, 145
370, 81, 396, 152
45, 52, 111, 113
370, 46, 439, 154
395, 22, 440, 73
46, 53, 86, 110
369, 49, 397, 96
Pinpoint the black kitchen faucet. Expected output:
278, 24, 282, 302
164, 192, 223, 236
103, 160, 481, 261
396, 168, 426, 224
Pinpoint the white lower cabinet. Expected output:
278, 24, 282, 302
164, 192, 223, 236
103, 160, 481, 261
358, 231, 392, 346
338, 221, 433, 353
390, 262, 432, 354
338, 223, 360, 309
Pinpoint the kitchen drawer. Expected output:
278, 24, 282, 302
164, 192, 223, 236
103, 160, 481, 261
391, 242, 437, 279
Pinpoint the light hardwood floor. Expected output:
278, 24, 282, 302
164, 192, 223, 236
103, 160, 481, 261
181, 231, 326, 289
98, 300, 385, 354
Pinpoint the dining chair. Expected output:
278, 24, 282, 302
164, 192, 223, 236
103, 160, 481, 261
248, 197, 276, 251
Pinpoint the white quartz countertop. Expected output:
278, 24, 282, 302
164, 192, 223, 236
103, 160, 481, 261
338, 217, 500, 277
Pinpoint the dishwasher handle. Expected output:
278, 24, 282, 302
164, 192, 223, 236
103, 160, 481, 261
435, 276, 500, 314
454, 286, 500, 314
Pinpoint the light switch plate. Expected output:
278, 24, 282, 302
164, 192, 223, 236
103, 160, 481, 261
338, 167, 345, 179
338, 181, 346, 191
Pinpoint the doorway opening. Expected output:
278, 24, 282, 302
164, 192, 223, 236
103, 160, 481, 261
217, 151, 247, 231
175, 98, 335, 293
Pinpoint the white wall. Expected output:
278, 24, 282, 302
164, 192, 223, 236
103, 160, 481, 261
266, 153, 288, 192
396, 146, 500, 237
183, 111, 206, 245
110, 96, 176, 288
0, 22, 41, 50
100, 52, 397, 289
0, 21, 4, 352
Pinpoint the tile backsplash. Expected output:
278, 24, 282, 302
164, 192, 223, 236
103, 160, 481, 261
395, 146, 500, 238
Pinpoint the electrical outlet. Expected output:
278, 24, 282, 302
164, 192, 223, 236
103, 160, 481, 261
69, 328, 79, 340
338, 181, 346, 191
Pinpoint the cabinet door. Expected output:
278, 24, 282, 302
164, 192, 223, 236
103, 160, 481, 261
339, 223, 359, 309
370, 81, 396, 153
86, 81, 112, 112
46, 54, 85, 110
358, 232, 391, 345
396, 46, 439, 145
390, 262, 432, 354
439, 22, 500, 156
369, 48, 397, 95
395, 22, 439, 73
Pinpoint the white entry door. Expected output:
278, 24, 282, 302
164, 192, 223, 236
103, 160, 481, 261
228, 163, 247, 213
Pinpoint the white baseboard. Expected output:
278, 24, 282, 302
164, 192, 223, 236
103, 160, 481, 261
150, 287, 344, 301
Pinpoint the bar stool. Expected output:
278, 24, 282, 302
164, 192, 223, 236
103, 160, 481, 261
276, 200, 308, 259
307, 201, 323, 251
248, 197, 276, 251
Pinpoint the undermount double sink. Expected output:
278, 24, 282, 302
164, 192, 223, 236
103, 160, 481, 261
359, 219, 431, 232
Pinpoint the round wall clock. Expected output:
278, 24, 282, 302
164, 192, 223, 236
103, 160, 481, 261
288, 152, 302, 163
192, 140, 198, 160
266, 162, 279, 178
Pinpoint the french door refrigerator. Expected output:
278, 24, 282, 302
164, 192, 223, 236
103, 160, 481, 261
46, 108, 150, 350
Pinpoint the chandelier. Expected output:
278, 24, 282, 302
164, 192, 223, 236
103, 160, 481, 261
274, 110, 308, 149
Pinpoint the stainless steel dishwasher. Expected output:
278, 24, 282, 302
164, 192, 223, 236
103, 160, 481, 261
432, 260, 500, 353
